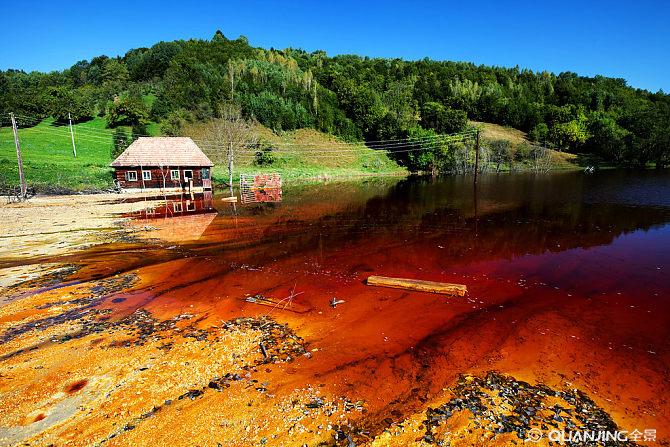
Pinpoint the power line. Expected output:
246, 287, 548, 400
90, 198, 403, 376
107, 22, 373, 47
13, 112, 476, 145
14, 125, 469, 151
10, 126, 113, 144
195, 134, 476, 154
7, 124, 476, 160
11, 123, 476, 156
11, 112, 478, 149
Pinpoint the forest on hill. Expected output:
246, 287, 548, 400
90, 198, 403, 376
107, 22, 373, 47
1, 30, 669, 172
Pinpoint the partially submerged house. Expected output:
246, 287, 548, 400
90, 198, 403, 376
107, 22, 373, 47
110, 137, 213, 191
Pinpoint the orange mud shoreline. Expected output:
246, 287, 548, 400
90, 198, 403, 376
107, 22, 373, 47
0, 175, 669, 446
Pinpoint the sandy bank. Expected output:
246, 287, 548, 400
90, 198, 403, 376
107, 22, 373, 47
0, 193, 161, 288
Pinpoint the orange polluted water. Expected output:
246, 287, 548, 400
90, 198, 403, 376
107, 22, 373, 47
2, 171, 670, 445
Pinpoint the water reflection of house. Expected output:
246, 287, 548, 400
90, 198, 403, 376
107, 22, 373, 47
110, 137, 213, 192
130, 192, 217, 242
134, 212, 217, 242
134, 191, 214, 219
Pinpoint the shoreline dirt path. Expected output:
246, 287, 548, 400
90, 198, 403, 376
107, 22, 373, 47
0, 194, 163, 289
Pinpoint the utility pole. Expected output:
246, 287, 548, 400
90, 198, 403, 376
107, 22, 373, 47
473, 130, 480, 185
10, 113, 27, 200
473, 130, 480, 242
68, 112, 77, 158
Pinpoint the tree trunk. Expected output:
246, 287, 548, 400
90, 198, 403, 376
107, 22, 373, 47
228, 141, 234, 195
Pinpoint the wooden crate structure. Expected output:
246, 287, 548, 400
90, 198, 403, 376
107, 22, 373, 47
240, 173, 283, 204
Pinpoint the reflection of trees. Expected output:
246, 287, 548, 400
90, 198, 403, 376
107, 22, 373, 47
206, 172, 670, 267
414, 203, 668, 262
67, 173, 670, 282
351, 174, 670, 262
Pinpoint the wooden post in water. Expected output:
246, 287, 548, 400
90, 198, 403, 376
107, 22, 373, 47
473, 130, 481, 239
10, 113, 27, 200
473, 130, 480, 185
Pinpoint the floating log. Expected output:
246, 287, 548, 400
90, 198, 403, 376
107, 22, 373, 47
221, 196, 238, 203
366, 275, 467, 297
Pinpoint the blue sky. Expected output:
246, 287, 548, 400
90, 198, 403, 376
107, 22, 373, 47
1, 0, 668, 92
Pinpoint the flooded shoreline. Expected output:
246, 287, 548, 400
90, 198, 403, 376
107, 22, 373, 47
1, 171, 669, 446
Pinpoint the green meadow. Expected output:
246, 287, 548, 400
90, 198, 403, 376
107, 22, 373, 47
0, 117, 406, 192
0, 118, 128, 192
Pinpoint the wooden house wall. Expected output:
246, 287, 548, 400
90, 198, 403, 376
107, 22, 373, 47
113, 166, 209, 189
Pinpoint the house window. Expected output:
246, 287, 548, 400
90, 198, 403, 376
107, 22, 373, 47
186, 201, 196, 211
125, 171, 137, 181
183, 170, 193, 180
142, 170, 152, 181
171, 169, 180, 180
201, 168, 210, 180
173, 202, 183, 213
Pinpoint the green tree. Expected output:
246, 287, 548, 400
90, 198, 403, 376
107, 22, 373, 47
528, 123, 549, 144
448, 78, 482, 114
126, 41, 182, 81
241, 91, 312, 131
382, 79, 418, 131
549, 114, 590, 151
621, 102, 670, 167
160, 110, 193, 136
586, 113, 629, 163
488, 139, 512, 172
48, 86, 95, 122
106, 95, 149, 127
131, 122, 148, 141
101, 59, 129, 85
421, 102, 467, 134
395, 126, 454, 174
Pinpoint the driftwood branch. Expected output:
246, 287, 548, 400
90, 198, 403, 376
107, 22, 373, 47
366, 276, 467, 297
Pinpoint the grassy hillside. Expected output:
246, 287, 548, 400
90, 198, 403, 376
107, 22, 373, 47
0, 118, 166, 192
0, 118, 115, 191
184, 121, 406, 181
472, 121, 579, 171
0, 116, 585, 193
0, 118, 406, 192
472, 121, 528, 145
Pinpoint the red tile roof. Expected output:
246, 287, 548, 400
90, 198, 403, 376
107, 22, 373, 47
110, 137, 214, 167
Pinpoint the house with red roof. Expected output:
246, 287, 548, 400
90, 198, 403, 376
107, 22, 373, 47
110, 137, 214, 191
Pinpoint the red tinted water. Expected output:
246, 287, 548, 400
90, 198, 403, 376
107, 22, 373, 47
69, 171, 670, 437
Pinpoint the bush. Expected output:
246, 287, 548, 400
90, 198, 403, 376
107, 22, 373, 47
515, 142, 532, 162
253, 141, 277, 166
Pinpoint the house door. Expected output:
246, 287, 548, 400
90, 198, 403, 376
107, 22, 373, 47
201, 168, 212, 190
